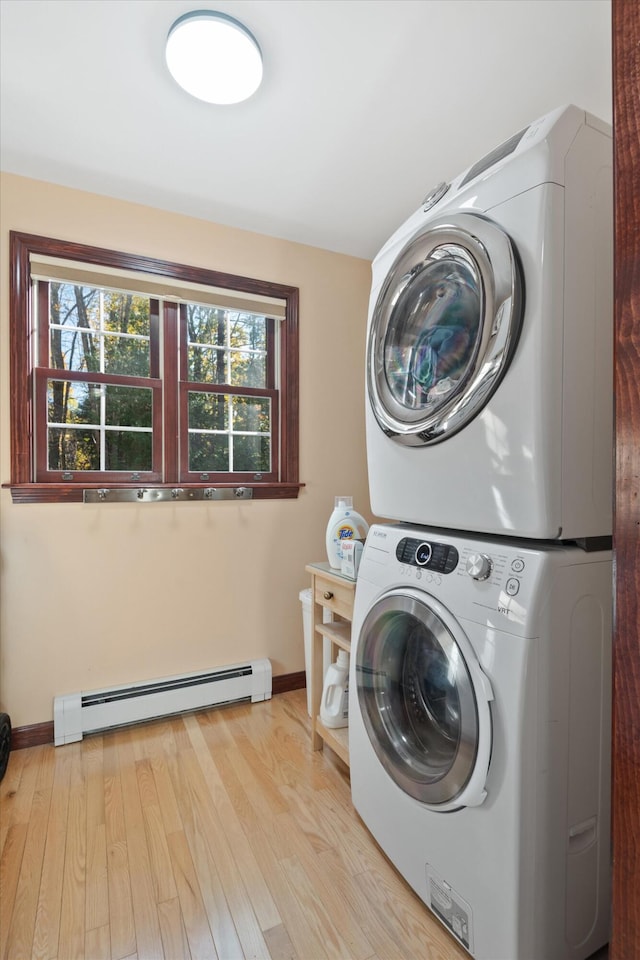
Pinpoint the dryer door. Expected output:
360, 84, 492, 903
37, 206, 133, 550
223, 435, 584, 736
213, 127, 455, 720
368, 212, 523, 445
355, 588, 493, 810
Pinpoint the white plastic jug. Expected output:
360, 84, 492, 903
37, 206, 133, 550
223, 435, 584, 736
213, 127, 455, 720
320, 649, 349, 728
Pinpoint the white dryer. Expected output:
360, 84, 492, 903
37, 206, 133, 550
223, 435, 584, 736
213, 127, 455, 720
349, 523, 612, 960
366, 105, 612, 541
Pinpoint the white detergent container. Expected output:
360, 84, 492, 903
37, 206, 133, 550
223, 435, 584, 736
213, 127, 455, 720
325, 496, 369, 570
320, 649, 350, 728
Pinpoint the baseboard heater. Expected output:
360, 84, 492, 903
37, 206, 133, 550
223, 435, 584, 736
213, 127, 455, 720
53, 658, 272, 746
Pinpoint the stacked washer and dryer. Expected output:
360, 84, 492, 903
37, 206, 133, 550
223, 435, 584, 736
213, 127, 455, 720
349, 105, 613, 960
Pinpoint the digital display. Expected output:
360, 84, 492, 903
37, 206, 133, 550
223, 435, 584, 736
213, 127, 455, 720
396, 538, 459, 573
458, 126, 528, 189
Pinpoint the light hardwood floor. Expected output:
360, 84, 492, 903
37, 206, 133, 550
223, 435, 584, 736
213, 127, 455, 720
1, 689, 469, 960
0, 691, 611, 960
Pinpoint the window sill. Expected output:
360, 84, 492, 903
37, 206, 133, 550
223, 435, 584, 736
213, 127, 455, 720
4, 482, 304, 504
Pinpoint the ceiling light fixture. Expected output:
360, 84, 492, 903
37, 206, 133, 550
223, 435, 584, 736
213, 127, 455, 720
165, 10, 263, 105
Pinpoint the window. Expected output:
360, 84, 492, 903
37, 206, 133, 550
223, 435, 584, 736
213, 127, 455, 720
8, 232, 300, 503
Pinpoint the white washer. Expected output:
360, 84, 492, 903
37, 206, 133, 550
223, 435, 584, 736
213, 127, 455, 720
349, 523, 612, 960
366, 105, 612, 541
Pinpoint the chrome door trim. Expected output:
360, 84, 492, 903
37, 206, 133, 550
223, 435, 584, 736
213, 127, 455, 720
368, 212, 523, 445
355, 589, 489, 807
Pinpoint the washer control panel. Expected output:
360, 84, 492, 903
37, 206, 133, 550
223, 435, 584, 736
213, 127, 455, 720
360, 525, 566, 633
456, 545, 529, 618
396, 537, 459, 574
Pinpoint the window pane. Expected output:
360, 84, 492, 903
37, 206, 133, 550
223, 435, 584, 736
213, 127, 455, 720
105, 385, 152, 428
233, 434, 271, 472
188, 343, 226, 385
233, 313, 267, 353
51, 328, 100, 373
48, 380, 101, 425
105, 432, 152, 471
48, 283, 150, 377
103, 335, 150, 377
188, 392, 229, 430
229, 349, 266, 388
189, 434, 229, 472
50, 283, 100, 334
48, 428, 100, 471
187, 304, 223, 344
232, 396, 270, 433
102, 290, 150, 336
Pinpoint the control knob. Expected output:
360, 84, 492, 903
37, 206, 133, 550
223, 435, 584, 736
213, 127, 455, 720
466, 553, 492, 581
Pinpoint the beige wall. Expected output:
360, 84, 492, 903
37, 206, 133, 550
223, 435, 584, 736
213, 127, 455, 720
0, 172, 373, 728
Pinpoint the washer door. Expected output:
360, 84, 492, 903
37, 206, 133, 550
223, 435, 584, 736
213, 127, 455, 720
368, 212, 523, 445
355, 589, 493, 810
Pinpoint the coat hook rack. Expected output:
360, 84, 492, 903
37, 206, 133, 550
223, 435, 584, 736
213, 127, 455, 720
83, 487, 253, 503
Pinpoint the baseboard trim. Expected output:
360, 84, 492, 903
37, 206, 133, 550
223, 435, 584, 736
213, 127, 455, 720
271, 670, 306, 696
9, 671, 307, 750
11, 721, 53, 751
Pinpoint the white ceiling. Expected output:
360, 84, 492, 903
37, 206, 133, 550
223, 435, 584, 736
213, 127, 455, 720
0, 0, 612, 260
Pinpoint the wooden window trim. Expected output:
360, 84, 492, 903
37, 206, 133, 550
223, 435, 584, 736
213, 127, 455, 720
162, 301, 180, 481
7, 231, 302, 503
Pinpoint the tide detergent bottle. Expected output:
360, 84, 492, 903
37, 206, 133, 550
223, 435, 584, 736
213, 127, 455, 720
325, 496, 369, 570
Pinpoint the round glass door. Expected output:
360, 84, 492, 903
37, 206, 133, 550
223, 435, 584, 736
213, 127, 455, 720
356, 589, 492, 808
368, 212, 523, 445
